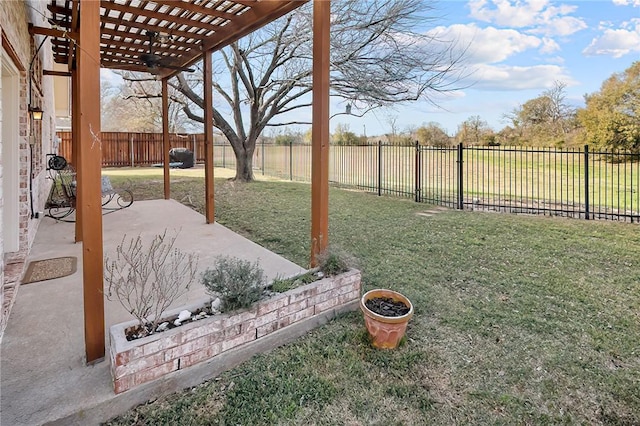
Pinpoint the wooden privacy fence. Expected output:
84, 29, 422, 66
56, 132, 210, 167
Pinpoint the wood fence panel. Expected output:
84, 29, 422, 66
55, 131, 207, 167
57, 131, 73, 164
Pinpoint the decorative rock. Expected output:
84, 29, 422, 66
174, 319, 182, 327
178, 310, 192, 322
317, 271, 324, 279
156, 322, 169, 332
211, 298, 221, 312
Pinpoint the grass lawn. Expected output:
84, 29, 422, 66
106, 168, 640, 425
252, 145, 640, 212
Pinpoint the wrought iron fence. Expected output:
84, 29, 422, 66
245, 141, 640, 223
57, 130, 639, 222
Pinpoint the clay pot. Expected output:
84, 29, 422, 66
360, 289, 414, 349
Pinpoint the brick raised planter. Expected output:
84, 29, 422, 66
109, 269, 362, 394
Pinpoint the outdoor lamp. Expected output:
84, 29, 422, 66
29, 105, 43, 121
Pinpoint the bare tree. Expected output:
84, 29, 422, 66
102, 77, 191, 133
126, 0, 465, 181
504, 81, 577, 145
456, 115, 491, 146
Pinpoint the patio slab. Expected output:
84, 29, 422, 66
0, 199, 306, 425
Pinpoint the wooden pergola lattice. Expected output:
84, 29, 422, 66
30, 0, 331, 364
43, 0, 308, 77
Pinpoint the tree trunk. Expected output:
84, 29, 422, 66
233, 145, 255, 182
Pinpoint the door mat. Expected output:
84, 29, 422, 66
22, 257, 77, 284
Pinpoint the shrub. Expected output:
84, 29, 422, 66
270, 271, 318, 293
316, 247, 356, 276
104, 230, 198, 337
201, 256, 265, 312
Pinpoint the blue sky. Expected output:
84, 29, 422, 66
337, 0, 640, 137
102, 0, 639, 138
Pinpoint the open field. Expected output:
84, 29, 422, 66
229, 144, 640, 218
105, 171, 640, 425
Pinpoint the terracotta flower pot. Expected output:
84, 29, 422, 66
360, 289, 414, 349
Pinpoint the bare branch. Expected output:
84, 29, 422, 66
118, 0, 466, 181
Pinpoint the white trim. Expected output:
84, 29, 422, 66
1, 46, 21, 253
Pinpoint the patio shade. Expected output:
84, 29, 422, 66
39, 0, 308, 79
28, 0, 329, 365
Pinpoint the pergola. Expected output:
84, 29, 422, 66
29, 0, 331, 364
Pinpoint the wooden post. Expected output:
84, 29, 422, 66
310, 0, 331, 267
192, 134, 197, 165
129, 134, 134, 167
203, 50, 215, 223
71, 66, 82, 242
77, 0, 105, 364
162, 78, 170, 200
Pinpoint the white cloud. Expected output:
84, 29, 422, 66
468, 0, 587, 36
613, 0, 640, 6
426, 23, 572, 91
430, 23, 544, 64
583, 28, 640, 57
471, 64, 575, 90
469, 0, 547, 27
546, 55, 565, 64
540, 37, 560, 54
622, 18, 640, 29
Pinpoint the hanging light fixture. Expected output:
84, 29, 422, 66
29, 105, 43, 121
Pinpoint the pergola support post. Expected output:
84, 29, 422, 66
203, 50, 215, 223
77, 0, 105, 364
310, 0, 331, 267
71, 66, 82, 242
162, 78, 170, 199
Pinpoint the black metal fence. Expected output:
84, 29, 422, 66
213, 141, 640, 223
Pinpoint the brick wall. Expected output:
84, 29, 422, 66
0, 0, 56, 334
110, 269, 362, 394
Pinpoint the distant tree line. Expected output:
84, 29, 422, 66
105, 59, 639, 154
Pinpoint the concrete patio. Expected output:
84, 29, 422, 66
0, 199, 306, 425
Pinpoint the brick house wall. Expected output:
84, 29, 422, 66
0, 0, 56, 335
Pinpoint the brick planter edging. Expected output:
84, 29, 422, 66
109, 269, 362, 394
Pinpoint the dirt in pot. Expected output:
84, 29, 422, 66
365, 297, 410, 317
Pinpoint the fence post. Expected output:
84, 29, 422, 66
457, 143, 464, 210
192, 134, 197, 165
289, 141, 293, 181
261, 137, 265, 175
129, 134, 134, 167
378, 140, 382, 196
584, 145, 590, 220
414, 140, 420, 202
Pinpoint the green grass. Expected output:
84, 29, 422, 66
106, 170, 640, 425
271, 271, 318, 293
244, 144, 640, 213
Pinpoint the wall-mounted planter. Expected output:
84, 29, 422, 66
109, 269, 362, 394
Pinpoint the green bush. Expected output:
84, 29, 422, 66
316, 248, 356, 277
201, 256, 265, 312
270, 271, 318, 293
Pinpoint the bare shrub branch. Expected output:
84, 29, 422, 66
104, 230, 198, 336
